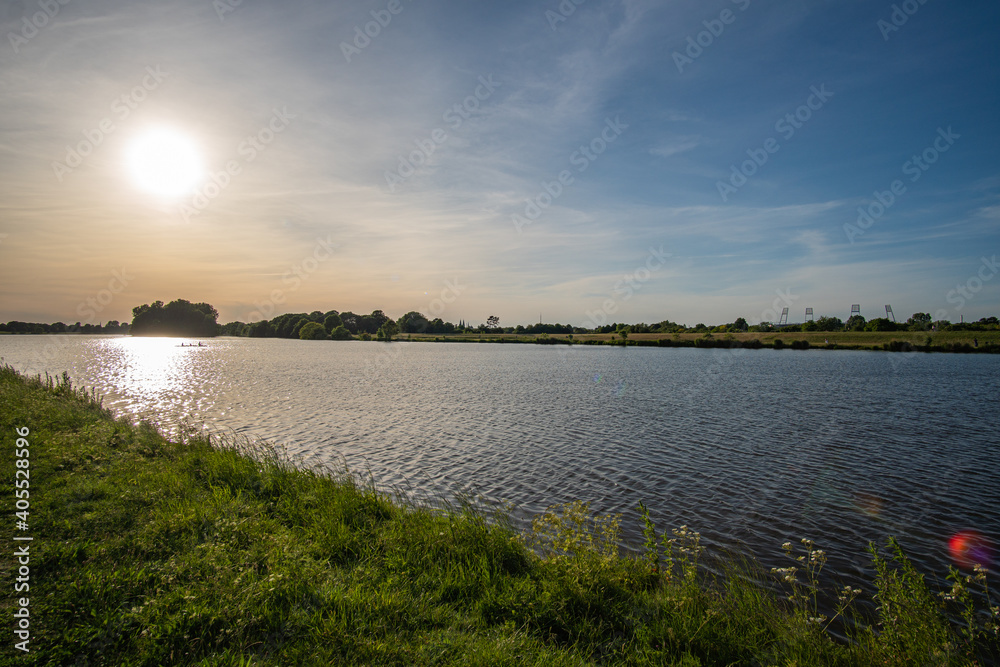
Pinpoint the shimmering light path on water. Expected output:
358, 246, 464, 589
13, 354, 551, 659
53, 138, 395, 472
2, 335, 997, 585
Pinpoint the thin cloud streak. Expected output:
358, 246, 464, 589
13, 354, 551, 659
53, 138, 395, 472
0, 0, 997, 324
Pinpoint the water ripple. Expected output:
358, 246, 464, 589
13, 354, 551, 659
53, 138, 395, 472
2, 336, 998, 590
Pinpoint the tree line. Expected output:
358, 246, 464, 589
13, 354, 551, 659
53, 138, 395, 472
4, 305, 998, 340
717, 313, 999, 334
594, 314, 999, 335
225, 310, 397, 340
220, 310, 591, 341
0, 321, 129, 334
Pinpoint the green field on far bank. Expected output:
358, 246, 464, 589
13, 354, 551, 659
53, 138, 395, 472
1, 366, 998, 665
400, 330, 1000, 352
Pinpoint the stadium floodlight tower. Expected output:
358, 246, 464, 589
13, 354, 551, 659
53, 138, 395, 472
778, 308, 789, 326
850, 304, 861, 320
805, 308, 814, 322
885, 305, 895, 322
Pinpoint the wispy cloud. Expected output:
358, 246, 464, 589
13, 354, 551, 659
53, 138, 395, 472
0, 0, 998, 324
650, 136, 701, 158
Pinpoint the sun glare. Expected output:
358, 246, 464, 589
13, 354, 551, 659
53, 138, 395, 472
126, 127, 204, 198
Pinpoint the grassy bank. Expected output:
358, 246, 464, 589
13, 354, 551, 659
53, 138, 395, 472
1, 366, 997, 665
402, 331, 1000, 353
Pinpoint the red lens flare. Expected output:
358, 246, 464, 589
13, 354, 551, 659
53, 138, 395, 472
948, 530, 994, 569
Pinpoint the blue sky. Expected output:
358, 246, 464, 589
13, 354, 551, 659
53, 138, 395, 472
1, 0, 998, 327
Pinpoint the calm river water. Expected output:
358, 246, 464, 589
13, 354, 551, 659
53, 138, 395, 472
2, 335, 997, 588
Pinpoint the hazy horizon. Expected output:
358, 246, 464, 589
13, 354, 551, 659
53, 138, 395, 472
2, 1, 998, 328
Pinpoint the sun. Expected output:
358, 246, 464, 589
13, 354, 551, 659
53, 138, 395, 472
126, 127, 204, 198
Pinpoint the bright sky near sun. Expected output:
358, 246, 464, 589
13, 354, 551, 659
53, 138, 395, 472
1, 0, 998, 327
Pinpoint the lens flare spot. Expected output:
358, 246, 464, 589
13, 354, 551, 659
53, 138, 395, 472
853, 491, 884, 518
949, 530, 994, 569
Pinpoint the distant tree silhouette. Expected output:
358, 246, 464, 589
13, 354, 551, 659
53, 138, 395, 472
323, 312, 343, 333
248, 320, 274, 338
130, 299, 219, 337
845, 315, 866, 332
377, 319, 399, 341
814, 316, 843, 332
0, 320, 128, 334
339, 312, 360, 334
865, 317, 898, 332
298, 322, 328, 340
360, 310, 389, 334
330, 325, 352, 340
398, 311, 430, 334
907, 313, 932, 331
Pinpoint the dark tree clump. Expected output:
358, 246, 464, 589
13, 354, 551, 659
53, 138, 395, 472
130, 299, 220, 337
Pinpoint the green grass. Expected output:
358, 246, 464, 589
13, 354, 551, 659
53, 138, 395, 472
1, 365, 997, 665
402, 330, 1000, 352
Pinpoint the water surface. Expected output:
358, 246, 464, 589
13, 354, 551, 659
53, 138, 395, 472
2, 334, 997, 589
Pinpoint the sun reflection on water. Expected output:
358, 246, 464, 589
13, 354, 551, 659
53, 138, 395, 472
91, 337, 214, 434
3, 335, 996, 593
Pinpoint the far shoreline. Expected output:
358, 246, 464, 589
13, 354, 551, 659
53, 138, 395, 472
393, 330, 1000, 354
5, 330, 999, 353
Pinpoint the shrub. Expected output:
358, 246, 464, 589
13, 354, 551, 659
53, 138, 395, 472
330, 325, 352, 340
298, 322, 328, 340
323, 312, 343, 332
